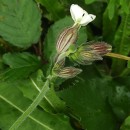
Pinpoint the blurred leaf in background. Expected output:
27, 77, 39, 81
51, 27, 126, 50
36, 0, 66, 21
0, 79, 73, 130
58, 66, 119, 130
0, 52, 41, 81
0, 0, 41, 48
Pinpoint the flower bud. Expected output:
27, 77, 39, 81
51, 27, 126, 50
88, 42, 112, 55
56, 25, 79, 54
55, 67, 82, 78
70, 4, 96, 26
70, 50, 102, 65
69, 41, 112, 65
80, 51, 103, 61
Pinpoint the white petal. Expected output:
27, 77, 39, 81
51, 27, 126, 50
70, 4, 88, 23
80, 14, 96, 26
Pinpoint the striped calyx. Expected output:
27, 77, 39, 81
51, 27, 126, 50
86, 42, 112, 55
56, 25, 79, 54
55, 67, 82, 78
69, 42, 112, 65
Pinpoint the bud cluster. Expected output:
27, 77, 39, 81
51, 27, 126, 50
53, 23, 81, 79
69, 42, 112, 65
51, 5, 112, 79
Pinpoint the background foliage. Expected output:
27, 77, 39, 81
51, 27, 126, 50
0, 0, 130, 130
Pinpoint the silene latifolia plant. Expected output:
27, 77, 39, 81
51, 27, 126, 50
9, 4, 112, 130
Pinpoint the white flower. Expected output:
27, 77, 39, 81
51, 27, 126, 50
70, 4, 96, 26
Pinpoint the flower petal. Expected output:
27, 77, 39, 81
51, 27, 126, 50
80, 14, 96, 26
70, 4, 88, 23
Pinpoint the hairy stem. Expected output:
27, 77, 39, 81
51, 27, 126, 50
105, 52, 130, 61
9, 78, 50, 130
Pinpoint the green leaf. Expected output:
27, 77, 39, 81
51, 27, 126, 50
85, 0, 97, 4
108, 77, 130, 121
0, 0, 41, 48
103, 6, 118, 43
58, 66, 118, 130
0, 80, 73, 130
107, 0, 117, 20
120, 116, 130, 130
0, 52, 41, 81
113, 13, 130, 55
119, 0, 130, 14
112, 7, 130, 75
36, 0, 65, 21
17, 70, 66, 114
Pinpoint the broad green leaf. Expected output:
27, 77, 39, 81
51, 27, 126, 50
0, 0, 41, 48
0, 52, 41, 81
112, 7, 130, 75
36, 0, 65, 21
58, 66, 118, 130
108, 77, 130, 121
17, 70, 66, 114
0, 80, 73, 130
120, 116, 130, 130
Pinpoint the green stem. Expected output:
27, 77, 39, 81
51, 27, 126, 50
9, 78, 50, 130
